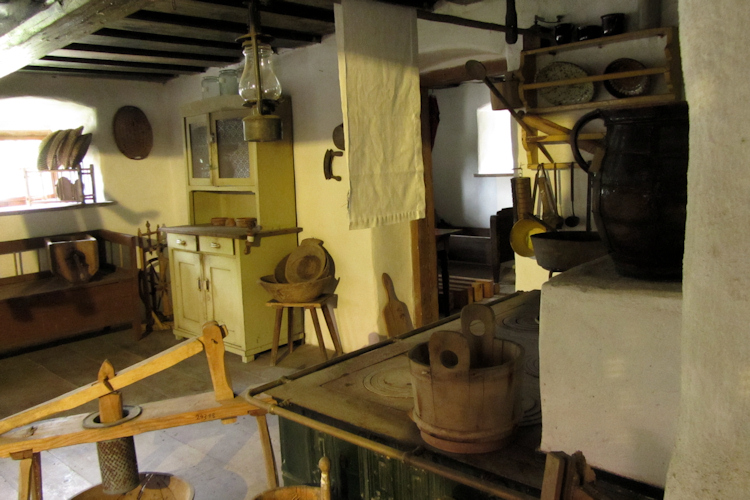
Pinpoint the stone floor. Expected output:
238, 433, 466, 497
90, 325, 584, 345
0, 327, 329, 500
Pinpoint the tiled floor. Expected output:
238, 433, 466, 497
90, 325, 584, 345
0, 327, 329, 500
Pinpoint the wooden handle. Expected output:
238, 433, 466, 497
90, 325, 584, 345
382, 273, 397, 301
319, 456, 331, 500
200, 321, 234, 402
461, 304, 496, 367
428, 330, 471, 379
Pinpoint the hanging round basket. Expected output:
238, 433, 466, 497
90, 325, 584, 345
113, 106, 153, 160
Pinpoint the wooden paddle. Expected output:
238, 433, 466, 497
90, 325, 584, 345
382, 273, 414, 338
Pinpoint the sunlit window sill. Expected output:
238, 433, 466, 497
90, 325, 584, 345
473, 173, 514, 178
0, 201, 115, 216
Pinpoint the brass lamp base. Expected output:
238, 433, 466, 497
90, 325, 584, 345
243, 109, 282, 142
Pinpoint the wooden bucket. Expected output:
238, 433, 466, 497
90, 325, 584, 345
46, 233, 99, 284
407, 304, 524, 454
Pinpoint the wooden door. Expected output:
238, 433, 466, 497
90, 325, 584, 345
203, 253, 244, 348
171, 250, 205, 336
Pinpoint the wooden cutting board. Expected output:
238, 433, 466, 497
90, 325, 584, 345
382, 273, 414, 338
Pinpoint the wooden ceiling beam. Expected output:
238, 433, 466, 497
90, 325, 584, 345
145, 0, 334, 25
19, 66, 174, 83
0, 0, 153, 80
92, 28, 240, 51
35, 56, 203, 75
124, 10, 327, 42
50, 45, 236, 67
109, 17, 321, 47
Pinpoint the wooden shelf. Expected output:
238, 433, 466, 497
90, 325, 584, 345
527, 93, 678, 115
522, 27, 672, 56
519, 26, 681, 115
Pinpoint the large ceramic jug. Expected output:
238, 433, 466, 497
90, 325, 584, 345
570, 102, 689, 280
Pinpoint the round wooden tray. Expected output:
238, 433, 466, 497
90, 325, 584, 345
113, 106, 153, 160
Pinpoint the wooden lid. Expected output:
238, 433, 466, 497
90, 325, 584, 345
113, 106, 153, 160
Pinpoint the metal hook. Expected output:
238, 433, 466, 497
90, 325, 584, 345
324, 149, 342, 181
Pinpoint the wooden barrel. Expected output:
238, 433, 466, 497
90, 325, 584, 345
407, 330, 524, 454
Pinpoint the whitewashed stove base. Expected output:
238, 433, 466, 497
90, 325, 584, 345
539, 256, 682, 488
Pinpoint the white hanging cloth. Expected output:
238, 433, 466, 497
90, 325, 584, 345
335, 0, 425, 230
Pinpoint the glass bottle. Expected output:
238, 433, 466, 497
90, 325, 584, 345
218, 69, 239, 96
201, 76, 220, 99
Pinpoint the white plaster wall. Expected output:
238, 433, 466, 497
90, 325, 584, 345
432, 83, 510, 228
0, 73, 188, 240
540, 257, 682, 487
274, 36, 411, 352
664, 0, 750, 496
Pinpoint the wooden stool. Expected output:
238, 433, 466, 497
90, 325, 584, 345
265, 294, 343, 366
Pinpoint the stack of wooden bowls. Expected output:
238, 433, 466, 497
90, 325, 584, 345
259, 238, 337, 302
37, 127, 92, 170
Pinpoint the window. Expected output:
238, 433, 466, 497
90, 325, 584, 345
476, 104, 515, 176
0, 97, 99, 212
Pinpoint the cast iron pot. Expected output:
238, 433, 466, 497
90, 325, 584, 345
531, 231, 608, 273
570, 102, 689, 280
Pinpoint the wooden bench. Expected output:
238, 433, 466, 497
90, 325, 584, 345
0, 229, 140, 355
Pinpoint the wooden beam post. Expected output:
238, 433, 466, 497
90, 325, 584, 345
0, 0, 153, 80
411, 89, 439, 326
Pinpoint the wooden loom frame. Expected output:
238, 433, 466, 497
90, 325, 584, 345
0, 322, 279, 500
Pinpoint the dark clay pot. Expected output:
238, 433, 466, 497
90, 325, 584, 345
570, 102, 689, 280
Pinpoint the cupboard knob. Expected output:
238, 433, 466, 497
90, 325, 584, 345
210, 242, 221, 249
176, 239, 186, 246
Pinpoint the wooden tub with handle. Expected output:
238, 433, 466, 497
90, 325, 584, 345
408, 304, 525, 454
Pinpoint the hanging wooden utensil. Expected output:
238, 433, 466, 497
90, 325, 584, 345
382, 273, 414, 338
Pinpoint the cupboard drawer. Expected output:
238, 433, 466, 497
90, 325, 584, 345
199, 236, 235, 256
167, 233, 197, 252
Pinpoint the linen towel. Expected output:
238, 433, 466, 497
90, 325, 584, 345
335, 0, 425, 229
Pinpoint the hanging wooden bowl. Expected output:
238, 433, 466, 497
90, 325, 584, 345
113, 106, 153, 160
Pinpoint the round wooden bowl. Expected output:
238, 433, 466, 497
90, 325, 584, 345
259, 275, 333, 303
253, 486, 322, 500
211, 217, 227, 226
235, 217, 257, 228
274, 254, 290, 283
71, 472, 193, 499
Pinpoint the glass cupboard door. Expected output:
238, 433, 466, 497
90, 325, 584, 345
185, 115, 212, 186
213, 109, 256, 187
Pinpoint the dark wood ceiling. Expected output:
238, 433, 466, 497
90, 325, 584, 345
9, 0, 440, 83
